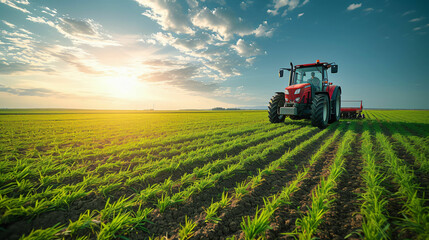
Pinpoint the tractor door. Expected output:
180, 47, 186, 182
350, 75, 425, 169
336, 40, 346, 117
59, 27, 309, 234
322, 68, 328, 91
309, 70, 323, 100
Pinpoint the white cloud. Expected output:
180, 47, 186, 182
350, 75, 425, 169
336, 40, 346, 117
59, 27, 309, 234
298, 12, 304, 18
41, 6, 57, 17
26, 16, 55, 27
43, 45, 105, 74
19, 28, 32, 35
413, 23, 429, 31
268, 0, 300, 16
402, 10, 415, 17
2, 29, 32, 39
240, 1, 254, 10
0, 0, 30, 13
149, 31, 211, 52
231, 39, 261, 57
253, 21, 275, 37
246, 57, 256, 64
136, 0, 272, 91
140, 61, 219, 93
192, 7, 273, 41
347, 3, 362, 11
186, 0, 198, 8
191, 7, 253, 41
146, 32, 242, 79
135, 0, 195, 35
2, 18, 113, 75
302, 0, 309, 5
0, 29, 57, 72
409, 17, 424, 23
364, 8, 374, 12
2, 20, 16, 28
26, 15, 119, 47
15, 0, 29, 4
213, 85, 258, 102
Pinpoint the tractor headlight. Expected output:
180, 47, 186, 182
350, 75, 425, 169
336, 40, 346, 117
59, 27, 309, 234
285, 98, 289, 102
285, 91, 289, 95
294, 89, 301, 94
295, 97, 300, 102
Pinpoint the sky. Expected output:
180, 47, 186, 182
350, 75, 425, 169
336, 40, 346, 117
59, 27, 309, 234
0, 0, 428, 110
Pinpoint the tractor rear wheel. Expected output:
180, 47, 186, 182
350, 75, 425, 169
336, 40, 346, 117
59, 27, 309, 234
328, 91, 341, 123
268, 93, 286, 123
311, 94, 329, 129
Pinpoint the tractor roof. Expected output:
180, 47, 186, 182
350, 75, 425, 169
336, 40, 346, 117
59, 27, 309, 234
296, 61, 331, 69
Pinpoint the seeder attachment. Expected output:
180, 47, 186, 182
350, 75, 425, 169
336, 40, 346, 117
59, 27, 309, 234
341, 100, 365, 119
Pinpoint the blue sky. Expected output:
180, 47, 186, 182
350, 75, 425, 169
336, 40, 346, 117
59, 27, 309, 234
0, 0, 428, 110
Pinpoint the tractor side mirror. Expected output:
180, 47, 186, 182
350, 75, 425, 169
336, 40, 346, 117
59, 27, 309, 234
331, 65, 338, 73
279, 70, 284, 78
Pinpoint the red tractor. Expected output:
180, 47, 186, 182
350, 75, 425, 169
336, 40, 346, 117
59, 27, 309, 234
268, 60, 341, 129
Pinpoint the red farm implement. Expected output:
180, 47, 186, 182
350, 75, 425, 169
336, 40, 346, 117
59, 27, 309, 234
341, 100, 365, 119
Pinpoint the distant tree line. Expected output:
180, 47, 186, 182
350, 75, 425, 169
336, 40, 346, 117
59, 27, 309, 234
212, 107, 241, 110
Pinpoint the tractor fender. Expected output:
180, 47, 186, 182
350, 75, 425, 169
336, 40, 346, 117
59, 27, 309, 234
330, 86, 341, 101
326, 85, 341, 101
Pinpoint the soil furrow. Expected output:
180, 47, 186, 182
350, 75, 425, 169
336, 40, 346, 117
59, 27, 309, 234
42, 126, 269, 189
378, 122, 429, 202
134, 126, 303, 191
0, 127, 294, 240
191, 128, 335, 240
373, 122, 416, 239
315, 126, 363, 240
133, 128, 321, 239
265, 129, 346, 239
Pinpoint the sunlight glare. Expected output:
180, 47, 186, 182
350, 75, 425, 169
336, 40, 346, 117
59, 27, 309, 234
104, 73, 141, 99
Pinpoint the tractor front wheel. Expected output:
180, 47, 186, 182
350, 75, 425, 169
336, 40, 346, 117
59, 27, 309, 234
311, 94, 329, 129
268, 93, 286, 123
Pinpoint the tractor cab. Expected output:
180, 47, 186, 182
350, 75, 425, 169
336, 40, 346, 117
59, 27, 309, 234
279, 60, 338, 92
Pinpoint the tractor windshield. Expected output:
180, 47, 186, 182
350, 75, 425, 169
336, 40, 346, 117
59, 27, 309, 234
293, 66, 323, 91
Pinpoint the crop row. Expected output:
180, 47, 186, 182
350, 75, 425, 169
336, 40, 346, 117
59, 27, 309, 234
6, 123, 318, 239
1, 110, 427, 240
0, 111, 267, 160
0, 121, 280, 190
238, 124, 344, 239
373, 123, 428, 239
0, 123, 302, 224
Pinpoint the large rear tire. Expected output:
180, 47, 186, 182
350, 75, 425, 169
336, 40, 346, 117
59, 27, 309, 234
328, 91, 341, 123
268, 93, 286, 123
311, 94, 329, 129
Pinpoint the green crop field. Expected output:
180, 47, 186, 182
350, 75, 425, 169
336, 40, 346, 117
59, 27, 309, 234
0, 110, 428, 240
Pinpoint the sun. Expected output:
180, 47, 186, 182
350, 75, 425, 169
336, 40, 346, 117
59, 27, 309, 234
103, 73, 141, 99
